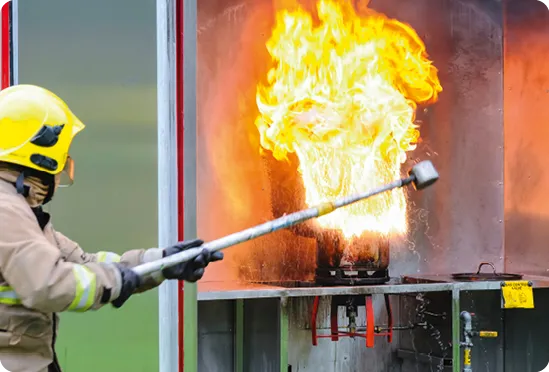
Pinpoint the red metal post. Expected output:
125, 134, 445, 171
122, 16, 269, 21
330, 298, 339, 341
1, 1, 11, 89
365, 295, 375, 348
311, 296, 320, 346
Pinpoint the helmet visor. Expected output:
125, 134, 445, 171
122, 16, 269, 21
58, 155, 75, 187
0, 89, 47, 157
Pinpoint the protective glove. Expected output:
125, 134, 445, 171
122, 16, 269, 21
111, 263, 142, 308
161, 239, 224, 282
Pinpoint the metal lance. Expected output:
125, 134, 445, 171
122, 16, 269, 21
132, 160, 439, 278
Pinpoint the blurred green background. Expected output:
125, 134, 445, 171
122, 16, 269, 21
18, 0, 159, 371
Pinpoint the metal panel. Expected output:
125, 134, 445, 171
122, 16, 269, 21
385, 0, 505, 276
398, 289, 505, 372
460, 290, 505, 371
198, 300, 236, 372
398, 291, 453, 372
192, 0, 506, 371
502, 1, 549, 369
503, 0, 549, 275
287, 296, 396, 372
18, 1, 159, 371
504, 289, 549, 372
193, 0, 505, 291
244, 298, 280, 372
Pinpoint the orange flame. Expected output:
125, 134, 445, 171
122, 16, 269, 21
255, 0, 442, 239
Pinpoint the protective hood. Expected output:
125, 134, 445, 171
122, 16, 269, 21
0, 165, 51, 207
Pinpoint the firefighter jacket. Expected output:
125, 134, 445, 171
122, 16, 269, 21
0, 168, 166, 372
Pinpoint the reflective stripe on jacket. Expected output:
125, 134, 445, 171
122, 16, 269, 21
0, 175, 165, 372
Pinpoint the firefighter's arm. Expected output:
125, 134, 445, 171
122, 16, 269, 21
0, 203, 124, 313
52, 229, 166, 293
53, 228, 223, 289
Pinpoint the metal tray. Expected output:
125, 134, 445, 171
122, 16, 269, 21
452, 262, 523, 281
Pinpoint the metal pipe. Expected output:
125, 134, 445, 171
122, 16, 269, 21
460, 311, 473, 372
133, 168, 434, 277
156, 0, 179, 370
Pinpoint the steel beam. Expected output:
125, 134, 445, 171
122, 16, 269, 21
195, 276, 549, 301
279, 298, 289, 372
234, 300, 244, 372
182, 0, 198, 370
452, 287, 461, 372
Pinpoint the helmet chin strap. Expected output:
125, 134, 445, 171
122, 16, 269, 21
14, 169, 56, 205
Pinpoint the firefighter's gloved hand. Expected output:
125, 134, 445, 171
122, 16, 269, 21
111, 264, 141, 308
162, 239, 224, 282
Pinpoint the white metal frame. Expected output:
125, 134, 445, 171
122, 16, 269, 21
156, 0, 180, 371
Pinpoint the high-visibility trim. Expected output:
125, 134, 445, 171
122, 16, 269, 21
0, 285, 21, 305
96, 251, 121, 264
67, 264, 97, 312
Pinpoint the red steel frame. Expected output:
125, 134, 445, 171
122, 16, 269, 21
311, 294, 394, 348
1, 0, 11, 89
176, 0, 185, 370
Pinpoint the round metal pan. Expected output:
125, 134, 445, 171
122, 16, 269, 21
452, 262, 523, 281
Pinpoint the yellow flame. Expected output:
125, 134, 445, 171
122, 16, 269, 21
255, 0, 442, 239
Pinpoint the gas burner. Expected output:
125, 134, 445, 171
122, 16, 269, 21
314, 232, 391, 286
311, 294, 394, 348
315, 267, 390, 286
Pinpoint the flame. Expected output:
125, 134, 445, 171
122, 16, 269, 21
255, 0, 442, 239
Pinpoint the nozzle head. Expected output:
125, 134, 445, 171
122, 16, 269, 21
409, 160, 439, 190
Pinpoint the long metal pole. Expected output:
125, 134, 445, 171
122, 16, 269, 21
134, 175, 416, 277
157, 0, 179, 371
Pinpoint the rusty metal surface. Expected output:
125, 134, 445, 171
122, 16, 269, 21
503, 0, 549, 276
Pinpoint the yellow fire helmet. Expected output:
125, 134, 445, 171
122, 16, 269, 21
0, 84, 85, 188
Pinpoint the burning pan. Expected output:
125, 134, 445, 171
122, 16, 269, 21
452, 262, 523, 281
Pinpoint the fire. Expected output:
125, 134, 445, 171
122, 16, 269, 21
255, 0, 442, 239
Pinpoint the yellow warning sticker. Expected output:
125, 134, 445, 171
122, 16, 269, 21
479, 331, 498, 338
464, 349, 471, 366
501, 281, 534, 309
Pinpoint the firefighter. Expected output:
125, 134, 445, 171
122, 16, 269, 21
0, 84, 223, 372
